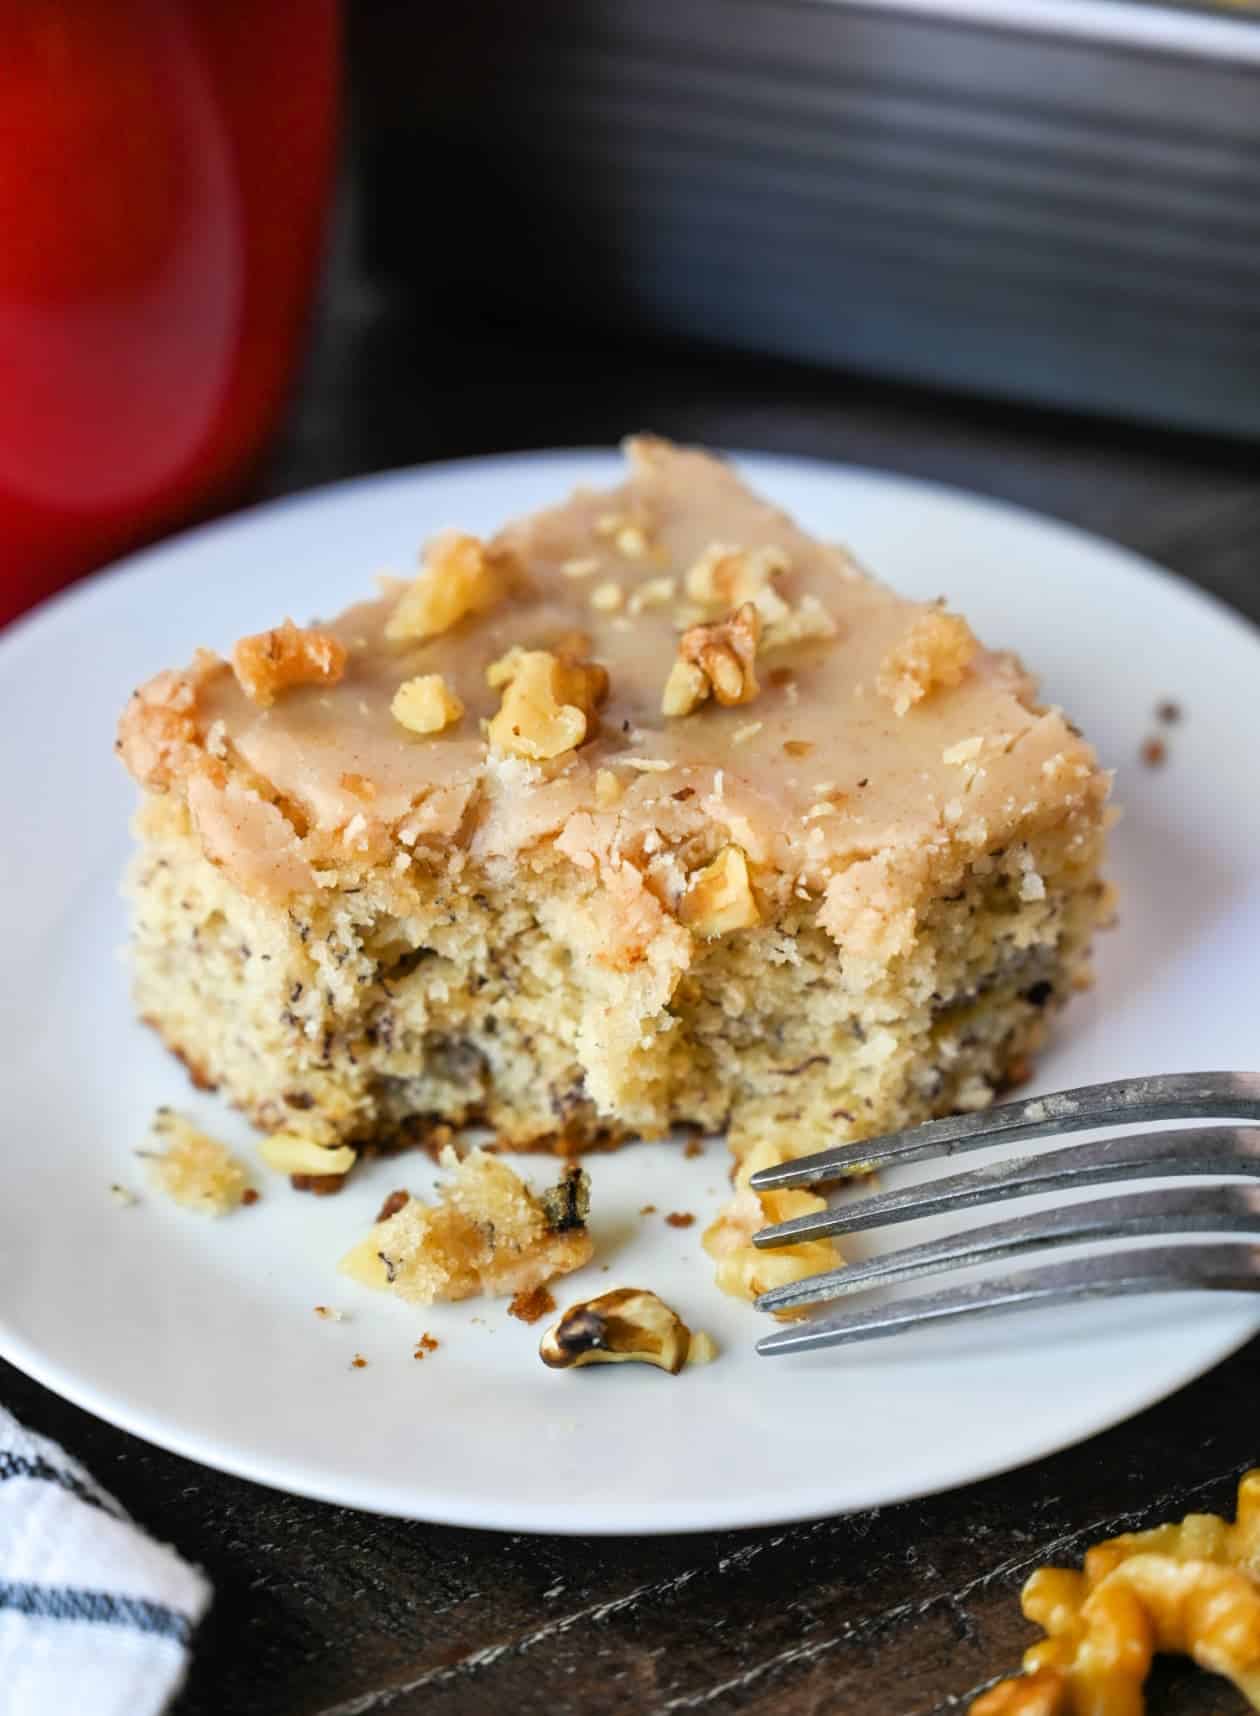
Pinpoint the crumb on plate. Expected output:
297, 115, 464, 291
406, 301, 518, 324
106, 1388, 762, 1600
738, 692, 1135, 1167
141, 1108, 255, 1216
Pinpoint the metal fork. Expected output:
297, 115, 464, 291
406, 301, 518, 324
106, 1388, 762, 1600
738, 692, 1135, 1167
747, 1071, 1260, 1356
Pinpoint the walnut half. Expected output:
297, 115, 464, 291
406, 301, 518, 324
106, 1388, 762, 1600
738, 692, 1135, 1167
662, 602, 761, 717
540, 1288, 693, 1374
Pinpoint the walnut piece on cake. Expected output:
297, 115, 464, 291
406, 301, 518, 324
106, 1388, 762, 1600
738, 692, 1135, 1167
117, 437, 1113, 1174
339, 1150, 593, 1305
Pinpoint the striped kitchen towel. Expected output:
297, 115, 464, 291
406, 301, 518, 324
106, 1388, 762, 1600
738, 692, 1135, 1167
0, 1407, 211, 1716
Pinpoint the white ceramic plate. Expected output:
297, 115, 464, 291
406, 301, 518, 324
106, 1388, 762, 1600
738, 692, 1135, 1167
3, 450, 1259, 1535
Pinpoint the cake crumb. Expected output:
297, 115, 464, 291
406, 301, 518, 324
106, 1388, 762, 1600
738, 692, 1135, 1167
683, 1139, 705, 1159
376, 1188, 411, 1223
142, 1109, 255, 1216
240, 1187, 260, 1206
340, 1152, 593, 1306
1141, 736, 1167, 768
1156, 700, 1182, 724
666, 1211, 695, 1229
313, 1305, 344, 1321
413, 1332, 440, 1359
640, 1204, 657, 1215
508, 1284, 557, 1325
351, 1353, 368, 1369
109, 1183, 138, 1207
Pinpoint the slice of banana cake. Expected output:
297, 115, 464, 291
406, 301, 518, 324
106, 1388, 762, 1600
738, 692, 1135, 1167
117, 437, 1111, 1189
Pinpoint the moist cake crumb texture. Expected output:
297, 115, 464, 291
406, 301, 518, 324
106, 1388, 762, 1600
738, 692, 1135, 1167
339, 1148, 593, 1306
117, 437, 1113, 1185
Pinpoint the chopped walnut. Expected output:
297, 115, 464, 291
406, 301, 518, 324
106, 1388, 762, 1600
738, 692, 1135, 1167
231, 620, 347, 708
259, 1131, 358, 1178
594, 511, 653, 560
760, 593, 837, 652
391, 673, 464, 735
663, 602, 762, 717
679, 845, 761, 937
972, 1470, 1260, 1716
627, 576, 677, 615
487, 649, 609, 760
539, 1288, 692, 1373
595, 768, 624, 808
877, 610, 977, 716
702, 1140, 842, 1316
485, 645, 528, 689
683, 543, 835, 650
339, 1151, 593, 1305
142, 1109, 255, 1216
385, 531, 510, 643
589, 580, 624, 613
684, 542, 789, 619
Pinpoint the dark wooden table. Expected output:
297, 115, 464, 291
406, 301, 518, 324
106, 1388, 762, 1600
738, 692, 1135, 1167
7, 264, 1260, 1716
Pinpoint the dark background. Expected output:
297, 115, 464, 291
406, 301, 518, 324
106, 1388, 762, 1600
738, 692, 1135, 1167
10, 6, 1260, 1712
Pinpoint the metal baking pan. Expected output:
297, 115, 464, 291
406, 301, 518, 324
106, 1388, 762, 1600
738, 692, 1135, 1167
354, 0, 1260, 436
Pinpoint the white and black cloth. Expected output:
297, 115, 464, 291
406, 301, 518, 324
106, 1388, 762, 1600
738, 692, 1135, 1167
0, 1407, 211, 1716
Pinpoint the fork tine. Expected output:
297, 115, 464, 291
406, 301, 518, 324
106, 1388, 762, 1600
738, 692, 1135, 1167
747, 1072, 1260, 1193
754, 1183, 1260, 1316
756, 1243, 1260, 1356
753, 1124, 1260, 1249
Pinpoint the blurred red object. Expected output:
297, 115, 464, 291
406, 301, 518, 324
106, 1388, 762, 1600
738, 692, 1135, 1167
0, 2, 339, 627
